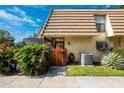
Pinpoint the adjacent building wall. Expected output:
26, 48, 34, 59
64, 32, 110, 62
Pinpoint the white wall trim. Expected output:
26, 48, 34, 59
106, 15, 114, 37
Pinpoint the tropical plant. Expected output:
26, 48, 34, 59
0, 41, 12, 52
118, 5, 124, 9
14, 41, 26, 48
112, 47, 124, 57
101, 52, 124, 70
27, 33, 37, 38
0, 29, 14, 45
0, 29, 15, 52
15, 43, 51, 76
0, 49, 17, 73
37, 27, 43, 37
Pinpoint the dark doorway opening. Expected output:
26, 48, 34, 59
52, 37, 65, 49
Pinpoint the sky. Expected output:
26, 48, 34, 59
0, 5, 119, 41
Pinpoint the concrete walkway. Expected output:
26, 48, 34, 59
1, 66, 124, 88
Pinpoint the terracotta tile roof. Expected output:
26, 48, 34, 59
108, 10, 124, 36
42, 9, 124, 37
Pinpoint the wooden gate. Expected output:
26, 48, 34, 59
51, 48, 67, 66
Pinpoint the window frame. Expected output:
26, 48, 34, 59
96, 41, 108, 51
94, 15, 105, 32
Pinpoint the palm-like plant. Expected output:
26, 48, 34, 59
0, 49, 16, 72
15, 43, 51, 76
101, 52, 124, 70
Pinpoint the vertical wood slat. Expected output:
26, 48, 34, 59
51, 48, 66, 66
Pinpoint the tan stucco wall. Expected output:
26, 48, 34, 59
43, 35, 124, 62
64, 32, 110, 62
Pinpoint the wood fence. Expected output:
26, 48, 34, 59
51, 48, 67, 66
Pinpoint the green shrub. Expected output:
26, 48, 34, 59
43, 49, 51, 70
101, 52, 124, 70
0, 49, 17, 72
112, 47, 124, 57
14, 41, 26, 48
15, 43, 51, 76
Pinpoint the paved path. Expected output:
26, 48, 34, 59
1, 66, 124, 88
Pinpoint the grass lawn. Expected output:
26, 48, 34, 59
65, 65, 124, 76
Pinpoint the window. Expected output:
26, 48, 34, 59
96, 41, 108, 51
95, 16, 105, 32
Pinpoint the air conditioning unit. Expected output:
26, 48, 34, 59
80, 53, 93, 66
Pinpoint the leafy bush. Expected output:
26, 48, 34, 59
0, 41, 13, 52
112, 47, 124, 57
14, 41, 26, 48
15, 43, 51, 76
0, 49, 17, 72
101, 52, 124, 70
0, 29, 14, 44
